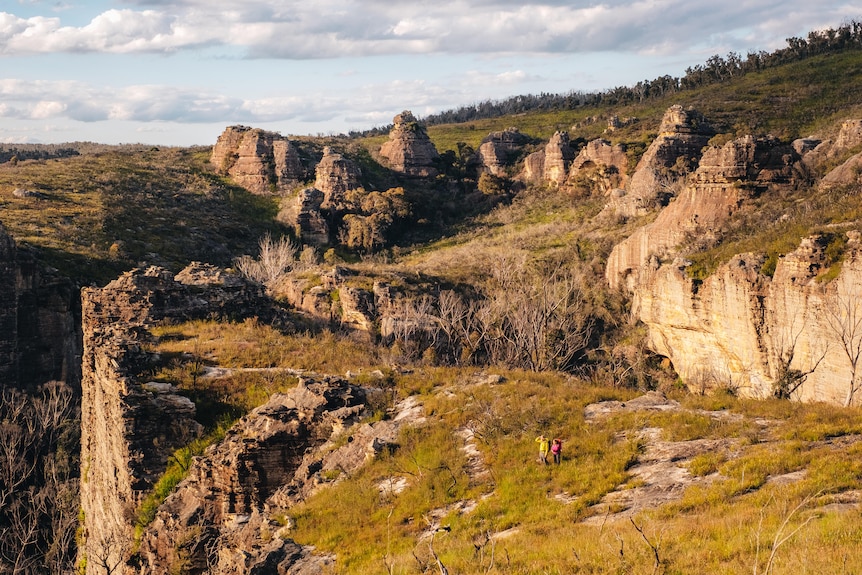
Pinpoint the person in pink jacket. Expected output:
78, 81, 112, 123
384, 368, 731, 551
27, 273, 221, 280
551, 438, 562, 465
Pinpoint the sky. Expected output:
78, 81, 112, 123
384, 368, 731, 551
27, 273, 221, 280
0, 1, 858, 146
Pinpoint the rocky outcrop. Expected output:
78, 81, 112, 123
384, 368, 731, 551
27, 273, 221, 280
314, 147, 362, 210
0, 221, 80, 390
211, 126, 304, 194
607, 135, 802, 292
379, 111, 439, 177
477, 128, 530, 176
79, 264, 288, 574
542, 131, 576, 185
135, 377, 368, 573
278, 188, 330, 246
603, 123, 862, 404
634, 234, 862, 404
567, 138, 629, 194
610, 105, 713, 217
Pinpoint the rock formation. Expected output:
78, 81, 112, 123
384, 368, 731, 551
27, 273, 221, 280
278, 188, 330, 246
314, 146, 362, 210
610, 105, 713, 217
633, 234, 862, 404
134, 377, 368, 573
602, 125, 862, 403
567, 138, 629, 194
542, 131, 576, 185
79, 264, 288, 574
211, 126, 304, 194
477, 128, 530, 176
0, 221, 80, 390
606, 135, 801, 292
378, 111, 439, 177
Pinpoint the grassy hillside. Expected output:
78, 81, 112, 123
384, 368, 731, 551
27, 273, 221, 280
146, 319, 862, 575
0, 147, 288, 284
24, 39, 862, 575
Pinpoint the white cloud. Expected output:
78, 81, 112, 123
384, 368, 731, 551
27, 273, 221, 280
0, 2, 855, 57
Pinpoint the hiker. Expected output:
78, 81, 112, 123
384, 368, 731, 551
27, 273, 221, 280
535, 434, 550, 464
551, 438, 562, 465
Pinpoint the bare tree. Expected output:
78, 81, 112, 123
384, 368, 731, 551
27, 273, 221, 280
824, 276, 862, 406
0, 383, 79, 575
486, 262, 594, 372
752, 493, 818, 575
234, 233, 299, 289
771, 314, 827, 400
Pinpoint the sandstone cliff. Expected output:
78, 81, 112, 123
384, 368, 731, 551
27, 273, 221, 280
607, 134, 801, 292
79, 264, 286, 574
211, 126, 304, 194
134, 377, 368, 574
604, 118, 862, 404
378, 111, 439, 177
634, 235, 862, 405
0, 221, 80, 390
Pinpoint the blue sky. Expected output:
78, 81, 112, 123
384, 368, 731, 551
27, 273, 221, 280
0, 1, 857, 145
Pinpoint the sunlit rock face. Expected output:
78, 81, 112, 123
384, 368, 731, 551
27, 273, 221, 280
379, 111, 439, 177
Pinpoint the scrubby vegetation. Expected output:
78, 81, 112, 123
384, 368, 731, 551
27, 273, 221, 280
7, 19, 862, 575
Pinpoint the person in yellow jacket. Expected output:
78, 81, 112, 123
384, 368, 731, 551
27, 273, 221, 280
535, 434, 550, 464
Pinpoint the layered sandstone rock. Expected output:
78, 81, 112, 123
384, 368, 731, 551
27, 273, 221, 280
314, 147, 362, 210
634, 235, 862, 405
567, 138, 629, 194
604, 123, 862, 404
610, 105, 713, 217
477, 128, 530, 176
379, 111, 439, 177
135, 377, 368, 573
79, 264, 287, 574
212, 126, 304, 194
542, 131, 576, 185
278, 187, 330, 246
607, 135, 801, 292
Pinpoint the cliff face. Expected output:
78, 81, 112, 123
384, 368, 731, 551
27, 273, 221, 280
635, 237, 862, 404
606, 117, 862, 404
79, 264, 285, 574
211, 126, 304, 194
134, 377, 373, 574
607, 134, 801, 292
0, 221, 81, 390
